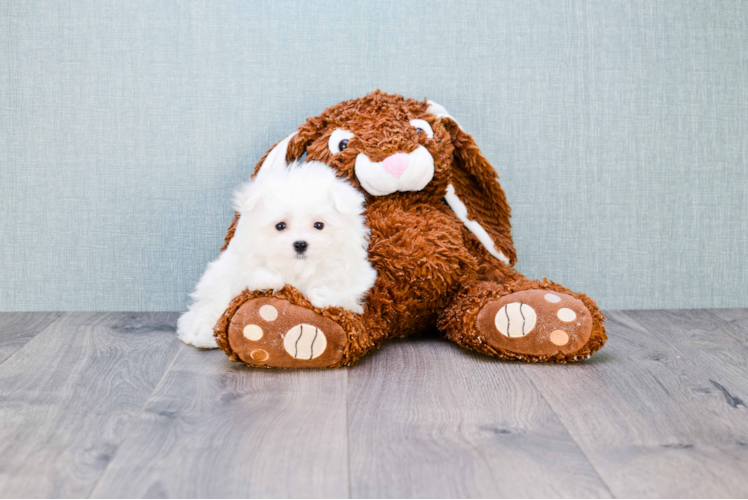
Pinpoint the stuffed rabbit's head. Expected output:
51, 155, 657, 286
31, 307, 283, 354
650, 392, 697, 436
250, 91, 516, 265
288, 92, 452, 199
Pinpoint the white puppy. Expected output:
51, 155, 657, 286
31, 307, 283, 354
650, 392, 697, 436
177, 160, 377, 348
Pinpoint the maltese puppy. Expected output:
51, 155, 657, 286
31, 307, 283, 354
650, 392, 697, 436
177, 160, 377, 348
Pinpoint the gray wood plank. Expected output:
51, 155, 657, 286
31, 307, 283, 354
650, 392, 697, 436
347, 337, 611, 499
0, 312, 182, 498
523, 310, 748, 498
709, 308, 748, 324
626, 309, 748, 393
91, 347, 349, 499
706, 308, 748, 352
0, 312, 63, 364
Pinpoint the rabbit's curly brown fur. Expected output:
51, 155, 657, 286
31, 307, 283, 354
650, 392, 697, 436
216, 91, 606, 366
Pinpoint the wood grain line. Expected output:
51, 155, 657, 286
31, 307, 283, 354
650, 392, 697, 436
524, 309, 748, 497
91, 347, 349, 498
0, 312, 182, 498
346, 337, 610, 498
0, 311, 64, 364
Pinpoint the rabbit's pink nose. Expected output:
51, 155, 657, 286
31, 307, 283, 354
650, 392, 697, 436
382, 154, 409, 178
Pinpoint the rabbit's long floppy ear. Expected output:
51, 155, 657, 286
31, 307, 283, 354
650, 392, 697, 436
252, 117, 326, 177
252, 132, 297, 178
428, 100, 516, 266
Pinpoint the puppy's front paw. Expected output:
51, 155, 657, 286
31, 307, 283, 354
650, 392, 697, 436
308, 287, 363, 314
177, 309, 219, 349
344, 301, 365, 315
246, 268, 285, 292
307, 286, 336, 310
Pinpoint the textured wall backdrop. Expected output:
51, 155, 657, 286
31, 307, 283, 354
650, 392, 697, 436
1, 0, 747, 311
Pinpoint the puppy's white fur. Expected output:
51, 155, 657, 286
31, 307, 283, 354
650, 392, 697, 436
177, 161, 377, 349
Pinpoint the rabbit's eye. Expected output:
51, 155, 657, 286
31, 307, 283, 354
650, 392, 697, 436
314, 222, 324, 230
275, 222, 286, 231
329, 129, 355, 154
409, 119, 434, 139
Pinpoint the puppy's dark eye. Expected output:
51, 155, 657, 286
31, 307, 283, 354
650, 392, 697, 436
314, 222, 324, 230
415, 128, 424, 134
275, 222, 286, 231
339, 139, 348, 151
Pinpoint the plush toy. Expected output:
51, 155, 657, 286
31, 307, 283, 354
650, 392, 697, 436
214, 91, 606, 368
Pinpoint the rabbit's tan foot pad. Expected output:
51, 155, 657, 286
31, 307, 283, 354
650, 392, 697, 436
227, 298, 346, 368
476, 290, 593, 358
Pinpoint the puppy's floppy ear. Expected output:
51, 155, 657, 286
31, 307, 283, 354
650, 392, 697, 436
330, 180, 365, 215
233, 180, 262, 214
428, 100, 516, 265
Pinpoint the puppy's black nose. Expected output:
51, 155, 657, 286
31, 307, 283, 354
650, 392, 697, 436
294, 241, 308, 253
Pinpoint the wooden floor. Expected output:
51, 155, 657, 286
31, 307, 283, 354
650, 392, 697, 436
1, 310, 747, 498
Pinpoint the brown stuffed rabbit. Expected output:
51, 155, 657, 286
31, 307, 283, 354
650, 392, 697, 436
214, 91, 606, 368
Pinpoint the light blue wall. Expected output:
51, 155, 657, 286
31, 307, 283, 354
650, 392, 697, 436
1, 0, 746, 311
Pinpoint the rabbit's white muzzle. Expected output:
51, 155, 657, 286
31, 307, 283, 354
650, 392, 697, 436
354, 146, 434, 196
